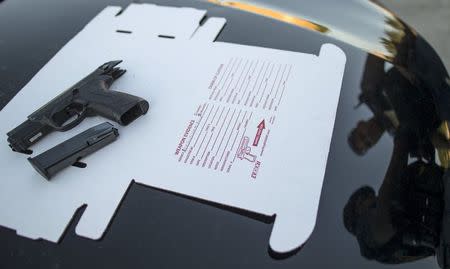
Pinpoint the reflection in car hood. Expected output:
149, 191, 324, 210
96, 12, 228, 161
207, 0, 450, 266
208, 0, 450, 130
208, 0, 409, 62
0, 0, 449, 267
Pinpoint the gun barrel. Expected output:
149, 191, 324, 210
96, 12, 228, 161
7, 119, 53, 154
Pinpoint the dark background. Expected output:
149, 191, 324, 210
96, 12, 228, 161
0, 0, 440, 268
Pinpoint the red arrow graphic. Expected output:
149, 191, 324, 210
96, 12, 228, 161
253, 120, 265, 146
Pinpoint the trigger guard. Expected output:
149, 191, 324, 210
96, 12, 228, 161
51, 108, 87, 131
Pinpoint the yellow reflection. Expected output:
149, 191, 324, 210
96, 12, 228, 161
207, 0, 396, 61
437, 121, 450, 169
441, 121, 450, 140
207, 0, 415, 62
379, 16, 406, 62
207, 0, 329, 33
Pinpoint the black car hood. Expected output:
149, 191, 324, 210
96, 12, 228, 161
0, 0, 449, 268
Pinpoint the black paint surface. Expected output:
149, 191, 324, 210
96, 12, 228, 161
0, 0, 448, 268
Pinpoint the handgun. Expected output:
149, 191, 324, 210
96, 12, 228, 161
7, 60, 149, 154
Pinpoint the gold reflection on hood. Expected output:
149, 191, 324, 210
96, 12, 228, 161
207, 0, 414, 62
437, 121, 450, 169
380, 16, 406, 62
207, 0, 329, 33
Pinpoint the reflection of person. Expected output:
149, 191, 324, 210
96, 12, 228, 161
344, 133, 444, 264
346, 54, 449, 266
349, 54, 439, 161
348, 54, 394, 156
348, 117, 385, 156
349, 9, 450, 164
346, 3, 450, 266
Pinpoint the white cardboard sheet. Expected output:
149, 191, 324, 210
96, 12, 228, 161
0, 4, 346, 254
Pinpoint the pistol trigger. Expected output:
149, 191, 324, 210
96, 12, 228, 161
72, 161, 87, 168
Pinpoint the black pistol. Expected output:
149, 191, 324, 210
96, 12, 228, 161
7, 60, 149, 154
28, 122, 119, 180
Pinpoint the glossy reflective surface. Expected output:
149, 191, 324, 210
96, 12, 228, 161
207, 0, 411, 61
345, 53, 449, 267
1, 0, 450, 268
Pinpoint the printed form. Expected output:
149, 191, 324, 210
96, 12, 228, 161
174, 57, 293, 179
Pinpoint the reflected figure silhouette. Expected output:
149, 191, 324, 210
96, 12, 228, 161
345, 26, 450, 266
345, 131, 444, 264
348, 55, 438, 161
